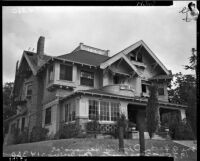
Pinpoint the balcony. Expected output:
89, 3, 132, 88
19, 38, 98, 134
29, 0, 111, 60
102, 84, 135, 97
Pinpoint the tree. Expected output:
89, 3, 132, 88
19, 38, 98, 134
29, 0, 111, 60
168, 73, 196, 139
146, 85, 160, 139
3, 82, 16, 120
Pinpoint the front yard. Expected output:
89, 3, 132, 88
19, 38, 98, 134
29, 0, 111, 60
3, 138, 197, 161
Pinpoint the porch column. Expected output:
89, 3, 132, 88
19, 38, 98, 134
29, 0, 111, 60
179, 109, 186, 120
120, 102, 128, 119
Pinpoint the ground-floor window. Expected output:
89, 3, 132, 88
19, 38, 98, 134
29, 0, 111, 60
45, 107, 52, 125
21, 117, 25, 131
89, 100, 120, 122
65, 103, 76, 122
89, 100, 98, 120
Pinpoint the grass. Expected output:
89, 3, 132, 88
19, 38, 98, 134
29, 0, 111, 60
3, 138, 197, 160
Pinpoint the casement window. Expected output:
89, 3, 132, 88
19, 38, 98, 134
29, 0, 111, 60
89, 100, 120, 122
60, 64, 73, 81
48, 65, 54, 83
45, 107, 51, 125
111, 103, 120, 121
158, 87, 165, 95
65, 103, 76, 122
21, 117, 25, 131
100, 102, 110, 121
89, 100, 98, 120
80, 71, 94, 87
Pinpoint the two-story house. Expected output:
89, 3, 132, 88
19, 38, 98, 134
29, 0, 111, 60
4, 36, 187, 144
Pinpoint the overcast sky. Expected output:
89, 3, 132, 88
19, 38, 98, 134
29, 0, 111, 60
3, 2, 197, 84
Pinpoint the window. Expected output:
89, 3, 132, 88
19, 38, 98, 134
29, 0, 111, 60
111, 103, 120, 121
158, 87, 164, 95
137, 53, 143, 62
100, 102, 109, 121
16, 119, 20, 129
89, 100, 98, 120
130, 53, 136, 61
21, 117, 25, 131
113, 75, 120, 84
45, 107, 51, 125
80, 71, 94, 87
65, 103, 76, 122
89, 100, 120, 122
60, 64, 73, 81
26, 84, 32, 98
48, 65, 54, 83
142, 84, 147, 93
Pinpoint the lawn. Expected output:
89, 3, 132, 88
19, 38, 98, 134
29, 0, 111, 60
3, 138, 197, 161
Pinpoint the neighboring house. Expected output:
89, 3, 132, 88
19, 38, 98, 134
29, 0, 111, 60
4, 36, 187, 144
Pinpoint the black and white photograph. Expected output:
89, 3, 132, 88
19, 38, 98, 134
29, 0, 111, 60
2, 1, 197, 159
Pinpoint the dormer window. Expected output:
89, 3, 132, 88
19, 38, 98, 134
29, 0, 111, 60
60, 64, 73, 81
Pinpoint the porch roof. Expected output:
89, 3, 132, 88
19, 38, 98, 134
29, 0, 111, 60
60, 89, 187, 109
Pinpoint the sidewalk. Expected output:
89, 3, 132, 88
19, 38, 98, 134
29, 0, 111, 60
173, 140, 197, 149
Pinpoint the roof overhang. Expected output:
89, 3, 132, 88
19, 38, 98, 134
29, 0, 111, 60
60, 90, 187, 109
100, 53, 142, 77
101, 40, 170, 76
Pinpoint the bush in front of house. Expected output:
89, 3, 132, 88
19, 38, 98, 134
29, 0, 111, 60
30, 126, 49, 142
56, 122, 81, 139
15, 128, 29, 144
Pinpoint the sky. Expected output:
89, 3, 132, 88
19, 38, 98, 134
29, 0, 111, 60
3, 2, 197, 84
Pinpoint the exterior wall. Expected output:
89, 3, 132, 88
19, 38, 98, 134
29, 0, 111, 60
42, 99, 59, 138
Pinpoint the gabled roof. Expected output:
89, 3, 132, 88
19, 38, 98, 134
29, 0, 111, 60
57, 50, 109, 67
100, 52, 142, 77
100, 40, 170, 75
18, 51, 52, 75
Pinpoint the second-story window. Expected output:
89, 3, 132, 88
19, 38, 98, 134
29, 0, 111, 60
60, 64, 73, 81
26, 84, 32, 98
158, 87, 164, 95
48, 65, 54, 83
80, 71, 94, 87
142, 84, 147, 93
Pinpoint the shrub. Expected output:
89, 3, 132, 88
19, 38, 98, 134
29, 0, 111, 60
56, 122, 81, 139
30, 126, 49, 142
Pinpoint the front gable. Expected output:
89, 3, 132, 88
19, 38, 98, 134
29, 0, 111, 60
101, 40, 170, 77
100, 53, 142, 77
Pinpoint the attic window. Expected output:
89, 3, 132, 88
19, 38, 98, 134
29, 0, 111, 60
130, 53, 136, 61
137, 53, 143, 62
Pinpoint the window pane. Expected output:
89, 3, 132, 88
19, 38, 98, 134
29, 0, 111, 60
60, 64, 73, 81
49, 65, 54, 83
27, 85, 32, 96
100, 101, 109, 121
158, 88, 164, 95
142, 84, 146, 93
45, 107, 51, 125
111, 102, 120, 121
89, 100, 98, 120
80, 71, 94, 87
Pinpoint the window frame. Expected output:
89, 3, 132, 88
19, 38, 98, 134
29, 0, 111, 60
48, 64, 54, 83
45, 107, 52, 125
80, 70, 94, 87
158, 87, 165, 96
65, 103, 76, 122
88, 100, 120, 122
59, 63, 73, 81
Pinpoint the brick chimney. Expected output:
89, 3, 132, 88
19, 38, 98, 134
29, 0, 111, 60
37, 36, 45, 56
37, 36, 45, 66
